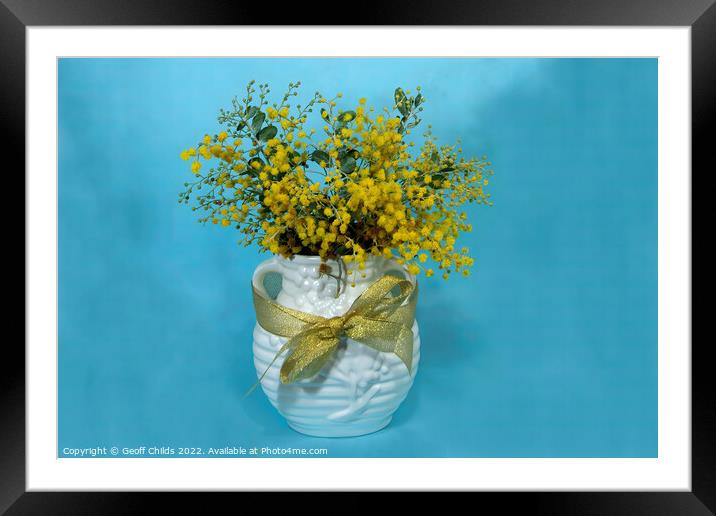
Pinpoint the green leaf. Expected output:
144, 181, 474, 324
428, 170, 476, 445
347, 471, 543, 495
394, 87, 406, 106
340, 156, 356, 173
245, 106, 260, 119
237, 121, 246, 132
251, 112, 266, 134
414, 93, 423, 106
256, 125, 278, 142
395, 88, 409, 116
339, 148, 358, 161
311, 150, 330, 164
430, 151, 439, 164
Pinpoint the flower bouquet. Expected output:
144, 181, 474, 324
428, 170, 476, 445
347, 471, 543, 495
179, 81, 492, 436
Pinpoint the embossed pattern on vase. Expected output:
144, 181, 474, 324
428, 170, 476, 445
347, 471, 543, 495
252, 255, 420, 437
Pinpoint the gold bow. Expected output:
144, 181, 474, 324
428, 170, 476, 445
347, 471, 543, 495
251, 275, 418, 389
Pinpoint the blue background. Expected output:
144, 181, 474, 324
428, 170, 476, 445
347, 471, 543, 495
58, 58, 657, 458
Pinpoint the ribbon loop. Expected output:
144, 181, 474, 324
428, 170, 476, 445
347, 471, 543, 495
252, 274, 418, 387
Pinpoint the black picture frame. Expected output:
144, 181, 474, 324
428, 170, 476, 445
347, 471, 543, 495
4, 0, 710, 512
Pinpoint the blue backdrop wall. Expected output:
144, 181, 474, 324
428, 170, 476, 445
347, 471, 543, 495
58, 58, 657, 457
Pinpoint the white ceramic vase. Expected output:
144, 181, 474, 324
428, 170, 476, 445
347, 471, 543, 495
252, 254, 420, 437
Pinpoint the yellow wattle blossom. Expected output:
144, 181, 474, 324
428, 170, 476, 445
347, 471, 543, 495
179, 81, 493, 280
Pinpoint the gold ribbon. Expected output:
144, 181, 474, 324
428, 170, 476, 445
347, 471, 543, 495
251, 275, 418, 389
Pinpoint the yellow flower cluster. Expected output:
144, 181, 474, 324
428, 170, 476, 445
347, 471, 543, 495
179, 81, 493, 280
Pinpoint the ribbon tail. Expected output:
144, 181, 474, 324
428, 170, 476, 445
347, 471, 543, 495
393, 326, 414, 374
345, 318, 414, 375
242, 339, 292, 399
344, 334, 413, 375
280, 331, 340, 384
